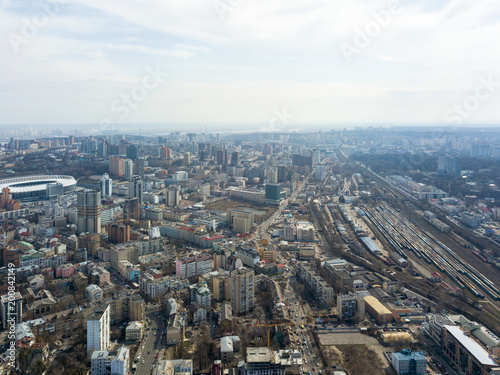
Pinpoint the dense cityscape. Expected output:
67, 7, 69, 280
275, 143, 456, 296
0, 127, 499, 375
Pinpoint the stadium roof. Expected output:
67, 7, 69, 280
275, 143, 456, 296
0, 175, 76, 193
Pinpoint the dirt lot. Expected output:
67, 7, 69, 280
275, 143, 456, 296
318, 330, 379, 346
323, 344, 387, 375
319, 330, 390, 375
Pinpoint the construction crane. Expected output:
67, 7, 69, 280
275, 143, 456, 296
255, 320, 294, 348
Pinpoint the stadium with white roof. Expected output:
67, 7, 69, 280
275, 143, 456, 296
0, 175, 77, 202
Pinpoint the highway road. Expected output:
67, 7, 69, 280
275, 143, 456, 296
134, 305, 165, 375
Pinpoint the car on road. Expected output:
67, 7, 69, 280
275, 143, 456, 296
142, 360, 145, 364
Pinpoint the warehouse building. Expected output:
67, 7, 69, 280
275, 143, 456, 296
363, 295, 393, 324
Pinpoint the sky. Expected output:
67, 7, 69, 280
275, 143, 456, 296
1, 0, 500, 132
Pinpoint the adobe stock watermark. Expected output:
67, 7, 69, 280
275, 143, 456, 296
100, 65, 169, 134
212, 0, 243, 21
443, 73, 500, 125
7, 0, 70, 54
269, 107, 294, 133
340, 0, 402, 63
5, 263, 17, 370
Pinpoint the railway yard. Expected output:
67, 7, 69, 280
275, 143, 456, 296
362, 203, 500, 301
314, 151, 500, 335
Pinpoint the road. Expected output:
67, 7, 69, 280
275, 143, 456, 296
251, 168, 322, 374
282, 278, 321, 375
134, 306, 165, 375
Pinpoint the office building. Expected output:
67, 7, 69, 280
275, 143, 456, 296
77, 189, 102, 234
265, 183, 281, 203
87, 305, 110, 354
165, 186, 181, 207
231, 267, 254, 315
99, 173, 112, 198
391, 349, 427, 375
227, 209, 254, 234
46, 182, 64, 201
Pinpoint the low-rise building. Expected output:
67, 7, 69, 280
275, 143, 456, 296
125, 321, 144, 342
154, 359, 193, 375
391, 349, 426, 375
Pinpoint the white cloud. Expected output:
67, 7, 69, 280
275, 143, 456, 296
1, 0, 500, 127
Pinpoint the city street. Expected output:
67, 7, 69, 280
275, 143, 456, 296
134, 306, 165, 375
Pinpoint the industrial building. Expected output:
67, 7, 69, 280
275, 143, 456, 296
363, 295, 393, 324
359, 236, 382, 255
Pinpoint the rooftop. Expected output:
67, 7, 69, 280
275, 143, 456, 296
444, 325, 498, 366
247, 347, 273, 363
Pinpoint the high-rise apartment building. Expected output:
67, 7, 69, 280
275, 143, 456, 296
123, 198, 140, 220
77, 189, 102, 234
99, 173, 112, 198
128, 176, 143, 203
87, 305, 110, 354
231, 151, 240, 166
231, 267, 254, 315
160, 146, 172, 160
216, 149, 227, 166
109, 157, 124, 177
124, 159, 134, 178
107, 223, 130, 244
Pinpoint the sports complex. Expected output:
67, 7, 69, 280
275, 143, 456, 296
0, 175, 77, 202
